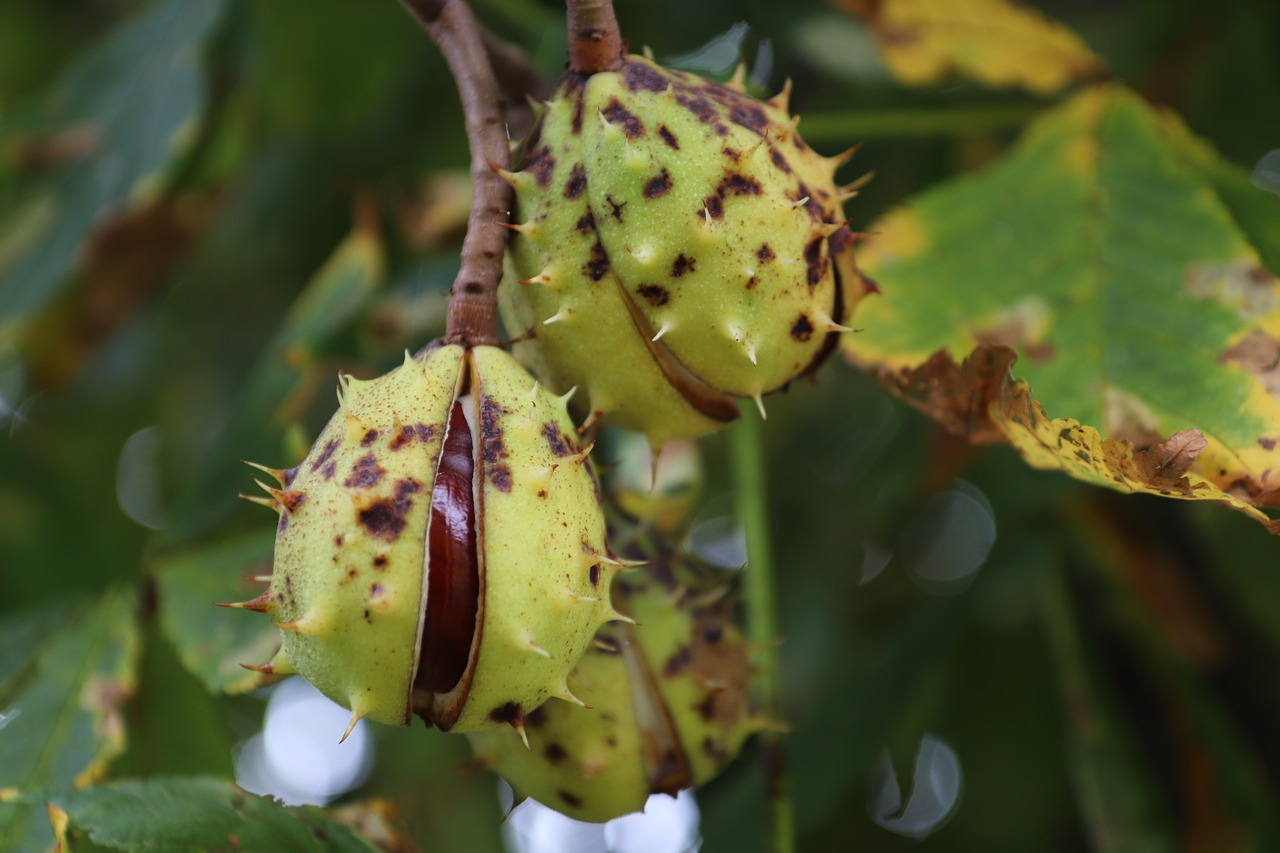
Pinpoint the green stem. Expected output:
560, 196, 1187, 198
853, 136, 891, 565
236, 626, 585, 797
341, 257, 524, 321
731, 404, 795, 853
797, 103, 1043, 145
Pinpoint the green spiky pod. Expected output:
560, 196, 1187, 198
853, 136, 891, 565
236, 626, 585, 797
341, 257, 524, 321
230, 344, 624, 736
467, 559, 759, 822
499, 55, 871, 447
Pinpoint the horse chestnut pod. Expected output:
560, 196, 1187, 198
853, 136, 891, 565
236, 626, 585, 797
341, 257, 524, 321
499, 54, 871, 448
468, 559, 760, 822
229, 344, 626, 736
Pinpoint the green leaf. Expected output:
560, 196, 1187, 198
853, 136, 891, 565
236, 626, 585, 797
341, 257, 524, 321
0, 588, 141, 852
0, 0, 226, 331
165, 209, 386, 540
154, 531, 279, 695
51, 777, 380, 853
845, 84, 1280, 529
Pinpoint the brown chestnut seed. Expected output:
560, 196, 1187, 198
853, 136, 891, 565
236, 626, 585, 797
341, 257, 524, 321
416, 397, 481, 694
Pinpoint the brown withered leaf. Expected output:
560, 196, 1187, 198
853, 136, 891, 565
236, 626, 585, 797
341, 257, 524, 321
872, 345, 1278, 530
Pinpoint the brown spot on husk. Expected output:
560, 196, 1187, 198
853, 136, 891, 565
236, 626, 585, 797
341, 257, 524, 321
602, 97, 645, 138
804, 237, 828, 287
671, 254, 696, 277
589, 564, 600, 587
361, 429, 379, 447
559, 791, 583, 808
480, 396, 513, 492
311, 439, 339, 471
545, 743, 568, 764
623, 61, 669, 92
575, 210, 595, 235
643, 169, 672, 199
344, 454, 385, 489
564, 163, 587, 200
563, 75, 586, 134
584, 240, 610, 281
717, 173, 762, 197
637, 284, 670, 306
769, 146, 792, 174
356, 477, 422, 542
659, 125, 680, 149
676, 92, 717, 125
524, 146, 556, 188
606, 195, 626, 221
543, 421, 581, 457
756, 244, 775, 263
791, 315, 815, 342
703, 195, 724, 220
489, 701, 524, 725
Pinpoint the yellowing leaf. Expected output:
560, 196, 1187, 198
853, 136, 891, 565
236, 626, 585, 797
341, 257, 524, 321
840, 0, 1105, 94
846, 85, 1280, 530
873, 346, 1275, 529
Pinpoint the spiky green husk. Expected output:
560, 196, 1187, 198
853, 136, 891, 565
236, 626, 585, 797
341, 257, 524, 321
245, 345, 620, 734
500, 55, 866, 447
467, 563, 756, 822
264, 347, 461, 726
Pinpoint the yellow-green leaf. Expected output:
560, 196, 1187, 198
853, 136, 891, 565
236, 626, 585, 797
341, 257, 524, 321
845, 85, 1280, 529
0, 588, 141, 852
838, 0, 1105, 94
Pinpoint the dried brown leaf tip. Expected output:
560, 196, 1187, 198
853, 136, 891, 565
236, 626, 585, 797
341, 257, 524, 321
875, 345, 1279, 531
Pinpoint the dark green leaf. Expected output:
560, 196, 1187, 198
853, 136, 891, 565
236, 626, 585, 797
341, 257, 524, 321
52, 777, 379, 853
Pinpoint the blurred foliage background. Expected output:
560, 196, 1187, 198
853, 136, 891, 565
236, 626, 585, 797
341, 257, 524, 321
1, 0, 1279, 850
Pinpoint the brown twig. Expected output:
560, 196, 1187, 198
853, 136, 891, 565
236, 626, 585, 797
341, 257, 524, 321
399, 0, 512, 346
566, 0, 625, 74
399, 0, 550, 105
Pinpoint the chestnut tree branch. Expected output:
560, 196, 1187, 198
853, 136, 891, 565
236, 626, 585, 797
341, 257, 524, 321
399, 0, 512, 346
565, 0, 625, 74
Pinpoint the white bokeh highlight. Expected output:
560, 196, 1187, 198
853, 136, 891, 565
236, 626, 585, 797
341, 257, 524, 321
868, 733, 963, 839
503, 786, 701, 853
235, 677, 374, 806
